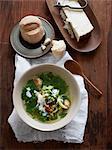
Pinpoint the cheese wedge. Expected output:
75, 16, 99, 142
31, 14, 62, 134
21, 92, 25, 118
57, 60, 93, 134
51, 40, 66, 58
59, 0, 94, 42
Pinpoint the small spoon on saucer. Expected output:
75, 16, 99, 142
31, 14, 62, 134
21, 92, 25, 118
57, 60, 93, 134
64, 59, 102, 96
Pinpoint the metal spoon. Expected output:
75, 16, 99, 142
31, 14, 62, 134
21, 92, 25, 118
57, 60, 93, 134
64, 59, 102, 96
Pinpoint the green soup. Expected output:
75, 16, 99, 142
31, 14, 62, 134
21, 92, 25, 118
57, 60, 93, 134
21, 72, 71, 123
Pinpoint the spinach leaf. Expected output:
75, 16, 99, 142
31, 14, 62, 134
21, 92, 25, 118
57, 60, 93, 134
25, 99, 37, 113
39, 72, 68, 94
25, 79, 38, 91
59, 112, 67, 118
21, 79, 38, 102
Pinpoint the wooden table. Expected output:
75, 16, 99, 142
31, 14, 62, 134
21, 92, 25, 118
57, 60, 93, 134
0, 0, 112, 149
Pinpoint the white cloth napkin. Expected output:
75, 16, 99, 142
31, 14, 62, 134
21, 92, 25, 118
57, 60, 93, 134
8, 51, 88, 143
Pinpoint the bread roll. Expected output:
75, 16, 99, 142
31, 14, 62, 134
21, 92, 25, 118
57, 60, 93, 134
19, 15, 45, 44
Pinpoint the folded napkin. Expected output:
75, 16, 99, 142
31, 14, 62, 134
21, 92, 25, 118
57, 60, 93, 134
8, 51, 88, 143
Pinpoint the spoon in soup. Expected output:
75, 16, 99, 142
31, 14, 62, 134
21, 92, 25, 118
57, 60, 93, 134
64, 60, 102, 96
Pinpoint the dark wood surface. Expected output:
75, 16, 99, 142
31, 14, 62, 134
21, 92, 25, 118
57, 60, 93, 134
0, 0, 112, 149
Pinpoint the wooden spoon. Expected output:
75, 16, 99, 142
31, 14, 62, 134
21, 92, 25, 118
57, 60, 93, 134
64, 59, 102, 96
